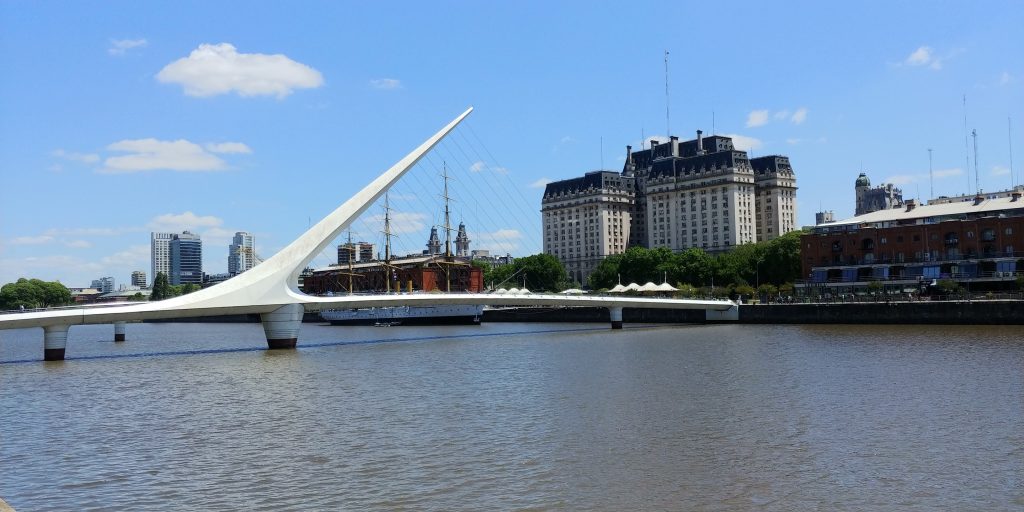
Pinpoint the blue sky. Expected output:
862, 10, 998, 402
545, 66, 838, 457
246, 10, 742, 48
1, 1, 1021, 287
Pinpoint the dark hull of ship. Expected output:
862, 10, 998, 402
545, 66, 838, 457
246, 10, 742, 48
327, 315, 481, 326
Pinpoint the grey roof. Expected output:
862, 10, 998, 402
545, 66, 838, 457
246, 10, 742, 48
819, 194, 1024, 229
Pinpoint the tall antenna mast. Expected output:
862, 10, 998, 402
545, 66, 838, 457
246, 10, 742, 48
664, 50, 671, 137
963, 94, 971, 193
972, 129, 980, 193
928, 148, 933, 201
712, 110, 716, 135
600, 136, 604, 170
1010, 116, 1016, 189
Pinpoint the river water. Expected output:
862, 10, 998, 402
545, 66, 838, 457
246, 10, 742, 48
1, 322, 1022, 511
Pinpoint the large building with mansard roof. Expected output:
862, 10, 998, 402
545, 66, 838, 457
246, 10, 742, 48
542, 131, 798, 286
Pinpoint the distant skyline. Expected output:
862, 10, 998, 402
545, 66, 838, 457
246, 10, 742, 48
1, 1, 1021, 286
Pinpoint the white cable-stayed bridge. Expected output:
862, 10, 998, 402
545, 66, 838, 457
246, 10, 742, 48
0, 107, 738, 361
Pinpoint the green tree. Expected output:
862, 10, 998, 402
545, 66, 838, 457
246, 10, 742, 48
180, 283, 199, 295
486, 253, 569, 292
150, 272, 170, 301
0, 278, 71, 309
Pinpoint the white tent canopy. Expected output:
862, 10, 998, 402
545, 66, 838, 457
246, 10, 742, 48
560, 288, 585, 294
655, 282, 678, 292
624, 283, 642, 291
638, 282, 660, 292
609, 284, 628, 293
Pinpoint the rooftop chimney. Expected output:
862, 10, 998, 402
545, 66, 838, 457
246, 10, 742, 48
669, 136, 679, 157
973, 194, 985, 206
697, 130, 704, 154
1012, 191, 1022, 202
905, 199, 916, 212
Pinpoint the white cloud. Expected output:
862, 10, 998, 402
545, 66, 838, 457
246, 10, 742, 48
991, 165, 1010, 176
786, 138, 802, 145
884, 168, 962, 185
791, 107, 808, 124
108, 38, 147, 56
10, 235, 55, 245
364, 212, 428, 235
65, 240, 92, 249
473, 229, 523, 253
467, 161, 507, 174
530, 178, 552, 189
205, 142, 252, 154
103, 138, 228, 173
998, 71, 1013, 86
905, 46, 933, 66
370, 78, 401, 90
157, 43, 324, 98
100, 245, 150, 267
746, 109, 769, 128
722, 134, 763, 152
903, 45, 946, 70
560, 136, 575, 144
53, 149, 100, 163
147, 211, 224, 232
934, 168, 963, 178
44, 227, 140, 237
884, 174, 916, 185
774, 110, 790, 120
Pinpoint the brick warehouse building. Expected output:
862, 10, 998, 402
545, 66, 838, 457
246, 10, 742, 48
799, 190, 1024, 295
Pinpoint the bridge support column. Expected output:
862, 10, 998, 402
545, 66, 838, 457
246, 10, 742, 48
261, 303, 304, 349
114, 322, 126, 342
43, 325, 69, 361
609, 307, 623, 330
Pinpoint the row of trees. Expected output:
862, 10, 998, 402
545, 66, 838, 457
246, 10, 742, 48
587, 231, 803, 294
0, 278, 72, 310
149, 272, 200, 301
477, 231, 802, 296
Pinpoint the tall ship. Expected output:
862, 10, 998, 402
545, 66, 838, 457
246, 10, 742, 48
314, 166, 485, 326
320, 304, 483, 326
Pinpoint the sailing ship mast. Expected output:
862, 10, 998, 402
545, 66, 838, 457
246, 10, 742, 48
383, 191, 395, 293
442, 163, 453, 292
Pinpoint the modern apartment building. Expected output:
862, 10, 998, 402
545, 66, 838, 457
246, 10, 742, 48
90, 276, 114, 293
170, 231, 203, 285
130, 270, 147, 288
150, 232, 175, 286
543, 131, 798, 285
228, 231, 256, 276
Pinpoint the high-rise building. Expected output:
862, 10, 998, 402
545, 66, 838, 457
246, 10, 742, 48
543, 131, 799, 285
131, 270, 147, 288
358, 242, 375, 262
170, 231, 203, 285
752, 156, 799, 242
542, 171, 636, 284
90, 276, 114, 293
855, 173, 904, 215
455, 222, 471, 257
228, 231, 256, 276
150, 232, 174, 286
337, 241, 356, 265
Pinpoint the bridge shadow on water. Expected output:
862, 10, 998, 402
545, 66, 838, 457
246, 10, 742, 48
0, 325, 632, 365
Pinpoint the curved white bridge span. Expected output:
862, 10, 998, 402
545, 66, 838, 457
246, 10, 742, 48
0, 107, 737, 360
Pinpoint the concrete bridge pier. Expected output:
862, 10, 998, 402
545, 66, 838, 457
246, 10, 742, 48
43, 324, 69, 361
609, 307, 624, 330
114, 322, 126, 342
261, 303, 304, 349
